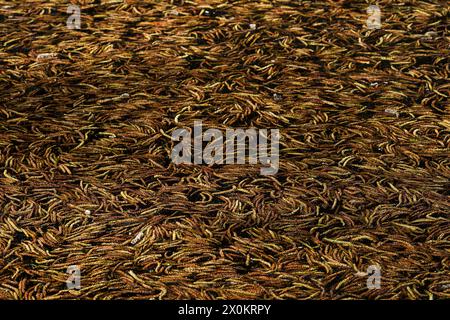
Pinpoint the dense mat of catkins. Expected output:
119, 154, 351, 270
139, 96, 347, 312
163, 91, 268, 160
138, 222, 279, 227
0, 0, 449, 300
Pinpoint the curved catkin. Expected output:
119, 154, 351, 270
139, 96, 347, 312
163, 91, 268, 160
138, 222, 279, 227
0, 0, 449, 300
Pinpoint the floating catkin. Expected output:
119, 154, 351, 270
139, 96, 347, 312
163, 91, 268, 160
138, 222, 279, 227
0, 0, 449, 300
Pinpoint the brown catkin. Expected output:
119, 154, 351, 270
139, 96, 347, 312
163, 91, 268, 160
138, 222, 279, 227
0, 0, 449, 300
